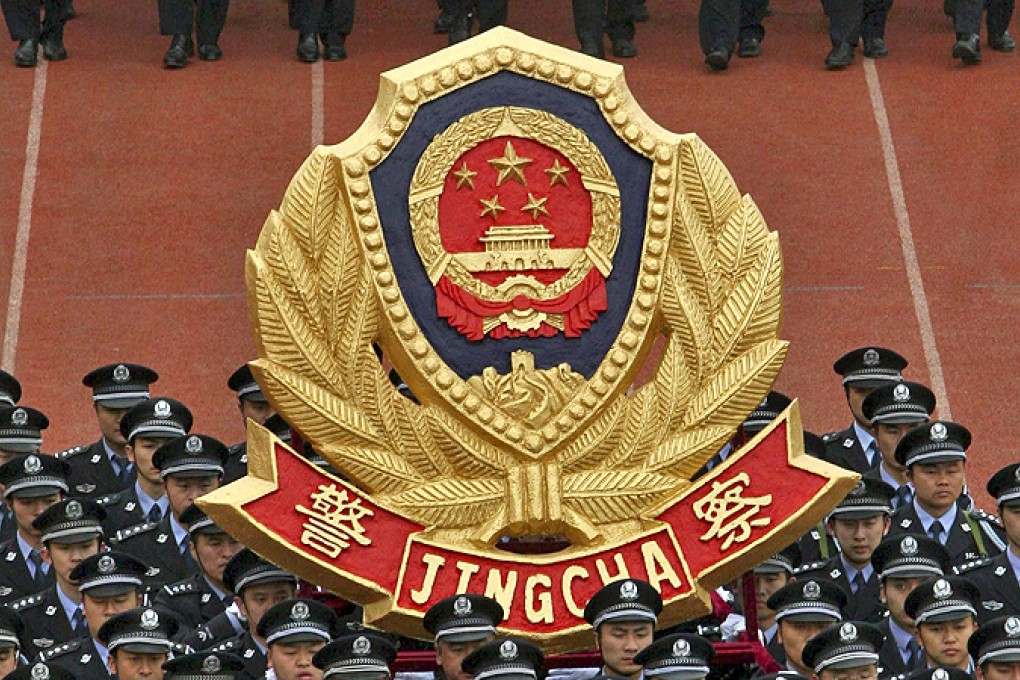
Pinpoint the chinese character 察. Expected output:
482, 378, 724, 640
692, 472, 772, 551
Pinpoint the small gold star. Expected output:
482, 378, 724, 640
452, 162, 477, 190
520, 193, 549, 220
545, 159, 570, 187
488, 141, 533, 186
479, 194, 505, 220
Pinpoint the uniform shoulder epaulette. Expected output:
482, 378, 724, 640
38, 638, 81, 660
211, 637, 241, 653
954, 557, 993, 575
227, 442, 244, 456
8, 592, 45, 611
55, 444, 88, 460
793, 561, 827, 576
163, 579, 200, 597
113, 521, 158, 543
821, 432, 838, 442
967, 508, 1003, 526
95, 491, 125, 507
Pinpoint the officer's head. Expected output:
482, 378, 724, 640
988, 463, 1020, 549
897, 421, 969, 516
768, 580, 847, 677
584, 580, 662, 680
151, 434, 226, 521
905, 576, 980, 671
120, 398, 193, 491
833, 347, 907, 427
83, 363, 158, 447
34, 499, 105, 588
228, 364, 274, 426
180, 504, 242, 590
0, 608, 23, 676
98, 608, 178, 680
824, 479, 894, 569
970, 616, 1020, 680
873, 535, 950, 632
72, 552, 149, 638
802, 622, 883, 680
862, 382, 934, 480
754, 543, 800, 628
424, 595, 504, 680
0, 453, 68, 537
258, 600, 339, 680
223, 549, 298, 642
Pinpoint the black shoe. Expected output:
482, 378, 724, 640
580, 40, 605, 58
952, 34, 982, 62
825, 42, 853, 68
41, 35, 67, 61
65, 0, 75, 19
323, 35, 346, 61
611, 38, 636, 57
633, 3, 650, 21
296, 32, 319, 62
738, 36, 762, 57
990, 31, 1016, 51
433, 10, 454, 33
163, 34, 193, 68
198, 43, 222, 60
705, 47, 730, 70
14, 38, 38, 67
448, 16, 470, 44
863, 37, 888, 57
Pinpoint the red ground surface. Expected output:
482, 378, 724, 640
1, 0, 1017, 509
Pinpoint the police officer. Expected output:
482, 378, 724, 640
224, 364, 274, 484
10, 499, 105, 660
6, 664, 77, 680
904, 575, 982, 673
257, 599, 340, 680
825, 347, 908, 475
0, 453, 68, 604
583, 579, 662, 679
291, 0, 353, 63
754, 544, 801, 654
968, 615, 1020, 680
796, 478, 895, 624
424, 594, 504, 680
57, 363, 158, 500
462, 638, 544, 680
573, 0, 637, 58
164, 651, 248, 680
801, 621, 885, 680
443, 0, 508, 44
953, 463, 1020, 622
97, 607, 180, 680
822, 0, 896, 67
158, 0, 229, 66
635, 633, 715, 680
113, 431, 226, 588
0, 608, 25, 675
0, 370, 21, 408
871, 534, 951, 676
888, 421, 1005, 567
0, 406, 50, 544
765, 579, 847, 672
313, 632, 397, 680
1, 0, 70, 65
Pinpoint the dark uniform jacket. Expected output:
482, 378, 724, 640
888, 504, 1006, 566
955, 551, 1020, 623
224, 442, 247, 485
823, 425, 879, 474
797, 523, 840, 565
110, 514, 191, 586
0, 507, 15, 543
95, 486, 166, 536
0, 536, 55, 605
877, 617, 912, 679
153, 572, 231, 634
56, 440, 135, 499
795, 556, 886, 623
182, 609, 246, 650
7, 585, 78, 660
38, 636, 112, 679
210, 631, 266, 680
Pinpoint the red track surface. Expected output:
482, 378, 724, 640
1, 0, 1016, 509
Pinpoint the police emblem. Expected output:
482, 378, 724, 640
1005, 617, 1020, 637
154, 400, 172, 418
850, 481, 866, 496
291, 602, 310, 621
933, 670, 949, 680
186, 436, 204, 454
65, 500, 83, 520
803, 581, 821, 600
353, 635, 372, 656
930, 422, 948, 441
11, 408, 27, 426
620, 580, 639, 600
893, 384, 911, 402
500, 640, 518, 660
140, 609, 160, 630
199, 28, 858, 651
113, 364, 131, 383
900, 536, 918, 555
30, 664, 49, 680
98, 555, 116, 574
933, 579, 953, 599
839, 623, 858, 642
863, 349, 880, 366
202, 655, 222, 673
453, 596, 472, 616
673, 639, 691, 657
24, 455, 41, 474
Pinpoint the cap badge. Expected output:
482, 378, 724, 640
291, 601, 310, 621
1014, 467, 1020, 483
113, 364, 131, 383
154, 400, 172, 418
863, 349, 880, 366
930, 423, 948, 442
98, 555, 116, 574
185, 436, 204, 454
933, 670, 949, 680
202, 655, 222, 674
900, 536, 918, 555
499, 640, 518, 660
620, 580, 639, 600
453, 595, 472, 616
65, 500, 83, 520
839, 622, 858, 642
933, 579, 953, 599
893, 384, 911, 402
803, 581, 821, 600
672, 639, 691, 657
11, 408, 27, 426
24, 455, 42, 474
353, 635, 372, 656
140, 608, 160, 630
30, 663, 49, 680
850, 481, 866, 496
1004, 617, 1020, 637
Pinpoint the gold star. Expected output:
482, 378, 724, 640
545, 159, 570, 187
452, 162, 477, 190
520, 193, 549, 220
487, 141, 532, 186
479, 194, 505, 220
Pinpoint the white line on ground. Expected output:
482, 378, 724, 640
2, 62, 48, 373
864, 60, 952, 419
311, 61, 324, 148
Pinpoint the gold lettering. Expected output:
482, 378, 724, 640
595, 554, 630, 584
455, 561, 481, 592
561, 565, 589, 618
641, 541, 682, 591
693, 472, 772, 550
410, 553, 446, 604
525, 574, 554, 624
484, 568, 519, 618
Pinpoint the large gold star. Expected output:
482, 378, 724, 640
520, 193, 549, 220
452, 162, 477, 190
545, 159, 570, 187
479, 194, 505, 220
487, 141, 532, 186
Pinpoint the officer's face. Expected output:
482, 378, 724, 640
914, 616, 977, 669
755, 572, 790, 624
96, 404, 131, 446
240, 398, 274, 426
845, 386, 873, 426
191, 532, 244, 584
817, 664, 878, 680
907, 461, 966, 515
82, 590, 141, 638
111, 650, 169, 680
778, 619, 832, 675
1000, 503, 1020, 550
267, 639, 326, 680
827, 515, 889, 567
9, 492, 62, 535
875, 422, 919, 474
979, 661, 1020, 680
165, 475, 220, 519
436, 636, 493, 680
879, 576, 925, 630
595, 621, 654, 679
0, 647, 17, 675
42, 537, 102, 582
238, 581, 297, 634
126, 436, 172, 486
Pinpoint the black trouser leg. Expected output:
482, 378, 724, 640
40, 0, 66, 39
319, 0, 353, 43
987, 0, 1014, 36
474, 0, 507, 31
606, 0, 636, 39
159, 0, 193, 35
861, 0, 890, 39
2, 0, 40, 40
824, 0, 862, 45
954, 0, 982, 35
573, 0, 604, 45
699, 0, 739, 53
195, 0, 227, 44
739, 0, 766, 42
293, 0, 323, 33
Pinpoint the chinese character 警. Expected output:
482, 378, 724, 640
296, 483, 374, 559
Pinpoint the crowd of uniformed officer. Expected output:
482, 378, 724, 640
0, 344, 1019, 680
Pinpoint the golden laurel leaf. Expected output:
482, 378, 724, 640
562, 470, 681, 525
557, 397, 627, 473
386, 478, 505, 527
317, 444, 421, 495
644, 426, 735, 478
